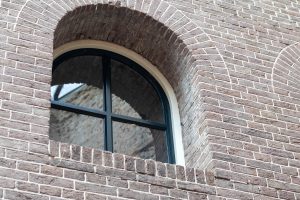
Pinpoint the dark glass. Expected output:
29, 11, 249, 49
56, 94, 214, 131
52, 55, 103, 110
112, 121, 168, 162
111, 59, 164, 122
51, 84, 103, 110
49, 109, 104, 149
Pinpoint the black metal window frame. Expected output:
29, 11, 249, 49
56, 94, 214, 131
51, 48, 175, 164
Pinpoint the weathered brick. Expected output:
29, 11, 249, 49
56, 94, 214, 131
166, 163, 176, 179
150, 185, 169, 195
63, 189, 84, 200
177, 181, 216, 195
186, 167, 195, 182
60, 143, 71, 159
136, 158, 146, 174
188, 192, 207, 200
118, 188, 159, 200
96, 166, 136, 181
103, 151, 113, 167
0, 157, 16, 169
125, 156, 135, 171
107, 177, 128, 188
75, 182, 117, 196
82, 147, 92, 163
216, 188, 253, 200
113, 153, 124, 169
29, 143, 48, 155
0, 167, 28, 181
5, 190, 48, 200
29, 173, 74, 188
195, 169, 206, 184
86, 193, 106, 200
17, 161, 40, 173
51, 159, 94, 173
129, 181, 149, 192
16, 181, 38, 193
146, 159, 156, 175
86, 173, 106, 184
0, 177, 15, 189
71, 145, 81, 161
93, 150, 102, 166
64, 169, 85, 181
40, 185, 62, 197
138, 174, 176, 188
41, 165, 63, 177
169, 189, 188, 199
176, 165, 186, 181
212, 152, 245, 165
279, 190, 295, 200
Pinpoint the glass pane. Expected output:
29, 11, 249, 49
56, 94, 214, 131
51, 84, 103, 109
49, 109, 104, 150
111, 59, 164, 122
51, 55, 103, 110
113, 121, 168, 162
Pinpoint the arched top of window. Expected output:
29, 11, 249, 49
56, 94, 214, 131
50, 48, 175, 163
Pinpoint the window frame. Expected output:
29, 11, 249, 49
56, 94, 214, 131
51, 48, 176, 163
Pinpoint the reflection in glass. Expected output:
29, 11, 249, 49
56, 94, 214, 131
111, 60, 164, 122
51, 55, 104, 110
49, 109, 104, 149
113, 121, 168, 162
51, 84, 103, 110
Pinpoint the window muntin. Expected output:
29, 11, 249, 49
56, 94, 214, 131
50, 49, 175, 163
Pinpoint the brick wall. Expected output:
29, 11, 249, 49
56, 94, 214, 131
0, 0, 300, 199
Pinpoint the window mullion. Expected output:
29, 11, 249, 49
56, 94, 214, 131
103, 56, 113, 152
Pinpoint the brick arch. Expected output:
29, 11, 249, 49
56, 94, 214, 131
14, 0, 226, 168
272, 43, 300, 127
272, 43, 300, 100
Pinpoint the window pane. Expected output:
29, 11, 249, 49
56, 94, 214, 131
49, 109, 104, 150
51, 84, 103, 110
113, 121, 168, 162
52, 55, 103, 110
111, 60, 164, 122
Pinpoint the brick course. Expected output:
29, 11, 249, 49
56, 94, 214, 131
1, 0, 300, 199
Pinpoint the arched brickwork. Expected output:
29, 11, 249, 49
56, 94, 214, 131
272, 42, 300, 132
10, 0, 228, 168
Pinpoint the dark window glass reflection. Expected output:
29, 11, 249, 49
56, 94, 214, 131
111, 60, 164, 122
50, 109, 104, 149
51, 84, 103, 110
52, 55, 103, 110
113, 121, 168, 162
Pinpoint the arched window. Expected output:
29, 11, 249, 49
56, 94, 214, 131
50, 48, 175, 163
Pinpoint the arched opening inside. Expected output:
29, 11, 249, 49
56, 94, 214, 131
50, 3, 207, 166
